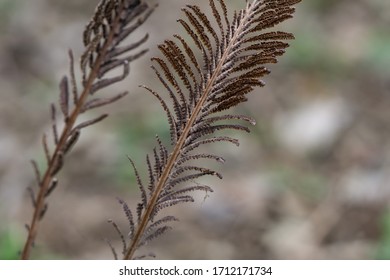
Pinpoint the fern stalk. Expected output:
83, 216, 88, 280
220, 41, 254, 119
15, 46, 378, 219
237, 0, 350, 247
121, 0, 301, 260
21, 0, 154, 259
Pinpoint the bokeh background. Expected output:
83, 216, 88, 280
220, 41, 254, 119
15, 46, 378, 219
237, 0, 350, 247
1, 0, 390, 259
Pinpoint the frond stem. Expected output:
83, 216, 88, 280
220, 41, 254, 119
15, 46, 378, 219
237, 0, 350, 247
21, 1, 128, 260
123, 1, 255, 260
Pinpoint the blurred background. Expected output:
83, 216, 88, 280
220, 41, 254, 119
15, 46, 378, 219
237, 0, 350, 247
0, 0, 390, 259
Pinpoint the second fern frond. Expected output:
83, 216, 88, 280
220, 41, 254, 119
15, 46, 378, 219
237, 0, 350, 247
108, 0, 301, 260
21, 0, 155, 259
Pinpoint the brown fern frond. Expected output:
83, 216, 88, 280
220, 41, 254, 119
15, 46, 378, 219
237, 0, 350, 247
111, 0, 301, 260
21, 0, 155, 259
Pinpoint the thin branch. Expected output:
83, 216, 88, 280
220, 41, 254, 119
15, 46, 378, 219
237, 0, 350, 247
123, 1, 255, 261
21, 1, 143, 259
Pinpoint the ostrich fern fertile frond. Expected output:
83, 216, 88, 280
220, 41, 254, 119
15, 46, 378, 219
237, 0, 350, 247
21, 0, 155, 259
108, 0, 301, 260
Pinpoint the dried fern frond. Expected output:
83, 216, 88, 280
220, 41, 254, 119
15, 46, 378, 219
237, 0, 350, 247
21, 0, 155, 260
110, 0, 301, 259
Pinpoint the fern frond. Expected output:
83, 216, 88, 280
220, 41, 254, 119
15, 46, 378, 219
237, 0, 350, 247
21, 0, 154, 259
116, 0, 301, 259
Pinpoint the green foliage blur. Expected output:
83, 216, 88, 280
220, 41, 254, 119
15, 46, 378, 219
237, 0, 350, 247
376, 211, 390, 260
0, 229, 22, 260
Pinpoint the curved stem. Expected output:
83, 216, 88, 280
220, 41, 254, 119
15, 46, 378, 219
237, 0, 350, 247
21, 1, 127, 260
123, 2, 255, 260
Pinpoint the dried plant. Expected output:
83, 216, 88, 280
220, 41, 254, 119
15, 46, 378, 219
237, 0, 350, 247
105, 0, 302, 260
21, 0, 155, 259
19, 0, 301, 260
